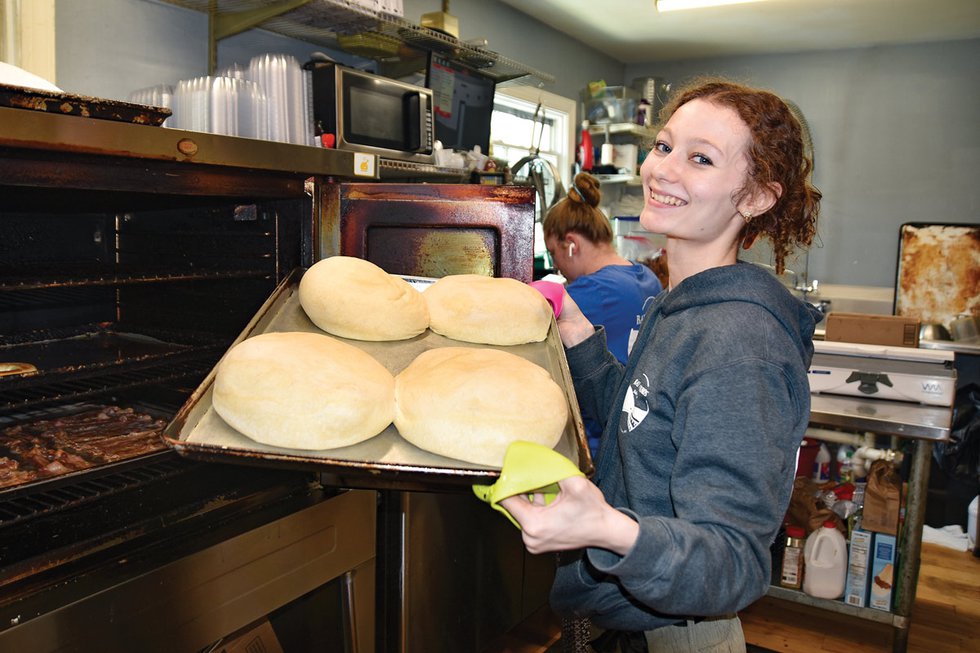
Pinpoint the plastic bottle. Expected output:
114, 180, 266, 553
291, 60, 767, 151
837, 445, 855, 483
812, 443, 831, 482
802, 520, 847, 599
779, 525, 806, 590
578, 121, 594, 171
635, 98, 651, 126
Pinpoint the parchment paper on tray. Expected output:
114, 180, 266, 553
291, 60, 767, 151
163, 268, 591, 490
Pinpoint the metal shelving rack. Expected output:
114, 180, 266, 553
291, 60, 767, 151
159, 0, 554, 85
767, 393, 954, 653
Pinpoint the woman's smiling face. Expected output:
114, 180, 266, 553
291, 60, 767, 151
639, 98, 754, 245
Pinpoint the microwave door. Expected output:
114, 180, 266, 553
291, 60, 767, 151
403, 91, 425, 153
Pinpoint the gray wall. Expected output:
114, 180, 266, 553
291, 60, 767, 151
626, 40, 980, 288
52, 1, 979, 289
55, 0, 622, 102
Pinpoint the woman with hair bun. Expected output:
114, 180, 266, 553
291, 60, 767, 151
503, 78, 823, 652
543, 173, 663, 455
544, 173, 663, 367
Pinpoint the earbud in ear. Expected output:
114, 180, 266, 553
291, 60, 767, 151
567, 242, 575, 257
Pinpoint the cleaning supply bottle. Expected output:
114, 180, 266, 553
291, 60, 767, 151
578, 121, 593, 171
779, 525, 806, 590
802, 520, 847, 599
812, 442, 831, 482
837, 444, 855, 483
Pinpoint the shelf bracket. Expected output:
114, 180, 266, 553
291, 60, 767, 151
207, 0, 314, 73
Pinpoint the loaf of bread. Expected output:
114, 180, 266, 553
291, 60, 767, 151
393, 347, 567, 467
299, 256, 429, 341
423, 274, 552, 345
213, 331, 395, 450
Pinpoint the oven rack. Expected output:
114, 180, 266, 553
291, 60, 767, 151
0, 455, 316, 592
0, 347, 224, 413
0, 269, 272, 294
0, 452, 187, 528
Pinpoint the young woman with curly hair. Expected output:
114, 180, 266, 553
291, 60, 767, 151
503, 78, 822, 653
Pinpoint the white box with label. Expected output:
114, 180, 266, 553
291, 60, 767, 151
868, 532, 897, 611
843, 529, 873, 607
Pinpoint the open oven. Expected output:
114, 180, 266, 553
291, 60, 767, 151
0, 106, 376, 652
0, 105, 568, 652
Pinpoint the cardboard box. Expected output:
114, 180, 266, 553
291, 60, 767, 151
868, 532, 897, 612
824, 312, 920, 347
214, 618, 284, 653
843, 529, 873, 607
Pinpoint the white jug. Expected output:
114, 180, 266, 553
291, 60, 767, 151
802, 520, 847, 599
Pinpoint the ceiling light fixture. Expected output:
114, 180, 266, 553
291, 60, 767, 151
656, 0, 766, 12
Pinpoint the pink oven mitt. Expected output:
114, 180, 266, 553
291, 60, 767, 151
530, 280, 564, 318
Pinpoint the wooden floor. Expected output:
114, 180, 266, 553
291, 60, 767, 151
741, 542, 980, 652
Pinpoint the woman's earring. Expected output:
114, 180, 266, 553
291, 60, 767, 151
742, 211, 753, 224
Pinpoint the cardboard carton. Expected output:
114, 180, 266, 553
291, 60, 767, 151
824, 312, 920, 348
868, 532, 897, 612
843, 529, 873, 608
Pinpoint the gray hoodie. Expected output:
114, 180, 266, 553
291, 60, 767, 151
552, 261, 822, 631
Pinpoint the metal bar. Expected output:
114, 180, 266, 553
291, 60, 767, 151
764, 585, 901, 625
890, 438, 933, 653
212, 0, 313, 40
341, 570, 358, 653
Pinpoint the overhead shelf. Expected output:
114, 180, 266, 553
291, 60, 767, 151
160, 0, 554, 84
588, 123, 656, 138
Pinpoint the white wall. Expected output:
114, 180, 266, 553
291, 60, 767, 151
626, 40, 980, 289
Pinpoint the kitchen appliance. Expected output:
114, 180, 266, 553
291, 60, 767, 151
309, 62, 435, 165
0, 106, 374, 652
808, 340, 956, 407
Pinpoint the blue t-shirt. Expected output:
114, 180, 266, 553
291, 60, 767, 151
566, 263, 663, 364
566, 263, 662, 455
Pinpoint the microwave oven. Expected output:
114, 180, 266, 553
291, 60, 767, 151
310, 63, 435, 165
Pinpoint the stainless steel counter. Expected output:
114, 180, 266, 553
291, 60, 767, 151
0, 105, 374, 179
809, 393, 952, 441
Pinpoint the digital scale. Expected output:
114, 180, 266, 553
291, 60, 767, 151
808, 340, 957, 407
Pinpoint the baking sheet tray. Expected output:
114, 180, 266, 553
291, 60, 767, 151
163, 268, 591, 490
0, 83, 170, 126
894, 222, 979, 328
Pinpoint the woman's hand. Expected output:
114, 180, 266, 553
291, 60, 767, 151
556, 291, 595, 349
499, 475, 640, 555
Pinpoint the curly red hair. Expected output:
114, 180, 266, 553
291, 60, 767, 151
660, 78, 821, 274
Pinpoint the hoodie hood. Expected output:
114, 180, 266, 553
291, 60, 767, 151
659, 261, 823, 364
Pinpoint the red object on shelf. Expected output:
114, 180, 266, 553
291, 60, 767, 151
796, 439, 820, 478
579, 123, 593, 171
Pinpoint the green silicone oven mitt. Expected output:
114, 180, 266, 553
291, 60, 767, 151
472, 440, 584, 529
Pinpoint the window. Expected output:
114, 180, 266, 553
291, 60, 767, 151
491, 86, 575, 257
